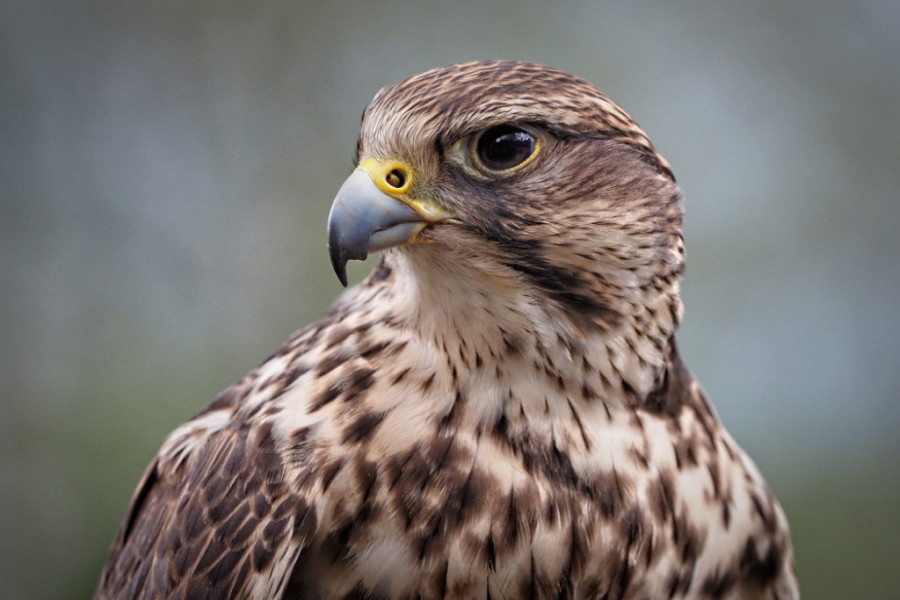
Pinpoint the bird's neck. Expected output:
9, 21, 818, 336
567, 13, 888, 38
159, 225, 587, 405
364, 249, 682, 410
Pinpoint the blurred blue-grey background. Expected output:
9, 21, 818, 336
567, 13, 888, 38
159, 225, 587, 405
2, 1, 898, 597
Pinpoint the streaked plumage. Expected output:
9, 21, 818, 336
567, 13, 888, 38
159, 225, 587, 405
97, 61, 798, 599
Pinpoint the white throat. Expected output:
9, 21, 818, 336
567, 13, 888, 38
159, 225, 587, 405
378, 245, 677, 409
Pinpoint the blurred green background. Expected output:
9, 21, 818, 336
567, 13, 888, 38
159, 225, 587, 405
2, 0, 898, 597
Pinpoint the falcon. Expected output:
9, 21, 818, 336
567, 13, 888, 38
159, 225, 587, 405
96, 61, 798, 599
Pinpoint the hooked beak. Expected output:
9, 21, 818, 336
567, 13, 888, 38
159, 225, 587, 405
327, 158, 453, 286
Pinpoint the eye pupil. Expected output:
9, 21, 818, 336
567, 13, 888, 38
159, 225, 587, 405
477, 125, 536, 171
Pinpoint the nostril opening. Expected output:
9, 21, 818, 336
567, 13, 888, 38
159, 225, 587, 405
386, 169, 407, 189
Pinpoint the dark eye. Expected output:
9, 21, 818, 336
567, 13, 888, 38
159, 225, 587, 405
476, 125, 538, 172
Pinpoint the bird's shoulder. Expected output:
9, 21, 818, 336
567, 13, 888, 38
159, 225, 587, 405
94, 309, 360, 600
629, 348, 798, 599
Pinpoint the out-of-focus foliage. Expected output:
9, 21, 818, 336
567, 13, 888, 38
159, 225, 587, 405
2, 1, 898, 597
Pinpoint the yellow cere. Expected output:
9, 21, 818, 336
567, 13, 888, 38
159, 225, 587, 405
358, 157, 454, 222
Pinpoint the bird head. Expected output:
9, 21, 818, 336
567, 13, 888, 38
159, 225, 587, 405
328, 61, 684, 338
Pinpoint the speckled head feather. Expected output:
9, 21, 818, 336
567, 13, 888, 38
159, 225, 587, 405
363, 61, 673, 179
97, 61, 797, 600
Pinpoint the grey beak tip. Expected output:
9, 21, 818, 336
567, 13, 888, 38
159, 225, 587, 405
331, 254, 349, 288
328, 227, 364, 287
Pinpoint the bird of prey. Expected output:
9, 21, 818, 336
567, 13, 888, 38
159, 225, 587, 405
96, 61, 798, 599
